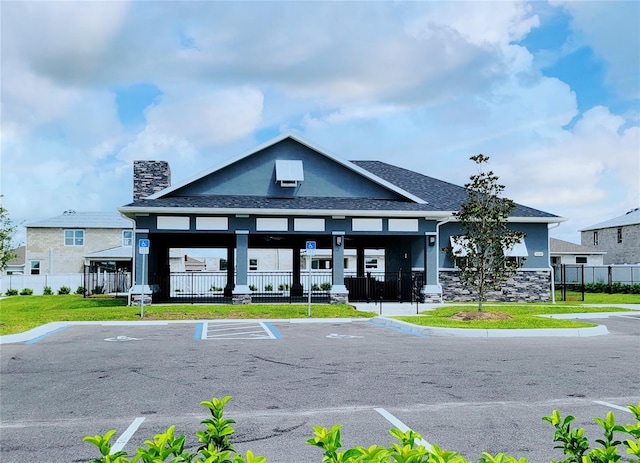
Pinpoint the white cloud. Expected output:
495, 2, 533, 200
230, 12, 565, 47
1, 0, 637, 249
551, 0, 640, 99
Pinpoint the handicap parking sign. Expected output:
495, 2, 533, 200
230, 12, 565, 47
306, 241, 316, 256
138, 239, 150, 254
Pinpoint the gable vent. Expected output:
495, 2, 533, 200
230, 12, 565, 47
275, 160, 304, 188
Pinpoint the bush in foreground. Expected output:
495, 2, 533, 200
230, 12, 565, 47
85, 397, 640, 463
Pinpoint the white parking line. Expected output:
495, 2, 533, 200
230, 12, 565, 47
593, 401, 632, 413
201, 321, 279, 340
374, 408, 432, 450
111, 417, 145, 453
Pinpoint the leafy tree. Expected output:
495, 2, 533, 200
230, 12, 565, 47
450, 154, 525, 312
0, 206, 17, 273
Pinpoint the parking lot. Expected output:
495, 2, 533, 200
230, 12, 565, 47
1, 314, 639, 462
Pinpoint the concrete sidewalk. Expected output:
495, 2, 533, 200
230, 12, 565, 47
351, 301, 441, 316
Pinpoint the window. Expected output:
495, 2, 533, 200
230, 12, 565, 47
64, 229, 84, 246
365, 258, 378, 269
30, 260, 40, 275
249, 259, 258, 271
576, 256, 588, 264
220, 259, 228, 271
617, 228, 622, 243
593, 231, 598, 246
122, 230, 133, 246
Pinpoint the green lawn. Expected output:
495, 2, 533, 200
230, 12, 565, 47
395, 304, 633, 329
554, 291, 640, 304
0, 295, 375, 336
1, 294, 637, 336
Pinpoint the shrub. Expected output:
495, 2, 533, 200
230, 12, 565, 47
5, 289, 18, 296
75, 286, 85, 295
312, 283, 320, 291
264, 284, 273, 291
278, 283, 290, 291
93, 285, 105, 295
85, 397, 640, 463
58, 286, 71, 295
43, 286, 53, 295
19, 288, 33, 296
249, 285, 257, 291
320, 282, 332, 291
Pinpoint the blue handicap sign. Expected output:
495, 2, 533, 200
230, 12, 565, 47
138, 239, 150, 254
306, 241, 316, 250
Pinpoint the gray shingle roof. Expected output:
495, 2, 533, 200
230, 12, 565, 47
581, 208, 640, 231
550, 238, 605, 254
121, 160, 559, 219
352, 161, 558, 218
25, 211, 133, 229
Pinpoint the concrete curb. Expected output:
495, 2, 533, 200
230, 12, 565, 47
373, 316, 610, 337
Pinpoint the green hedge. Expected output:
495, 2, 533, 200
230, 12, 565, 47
84, 397, 640, 463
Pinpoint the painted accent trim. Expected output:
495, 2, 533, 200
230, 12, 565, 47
294, 218, 325, 231
196, 217, 228, 230
157, 216, 190, 230
352, 218, 383, 231
389, 218, 419, 232
256, 217, 289, 231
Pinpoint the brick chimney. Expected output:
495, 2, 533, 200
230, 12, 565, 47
133, 161, 171, 201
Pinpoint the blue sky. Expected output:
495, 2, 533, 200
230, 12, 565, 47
1, 1, 638, 246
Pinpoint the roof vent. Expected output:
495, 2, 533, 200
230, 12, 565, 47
275, 160, 303, 188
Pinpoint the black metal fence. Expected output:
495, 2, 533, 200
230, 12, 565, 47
148, 270, 426, 303
554, 264, 640, 301
83, 266, 131, 297
345, 270, 424, 302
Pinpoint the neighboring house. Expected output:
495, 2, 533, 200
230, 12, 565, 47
581, 208, 640, 264
550, 238, 605, 266
3, 246, 26, 275
24, 211, 134, 275
118, 132, 563, 304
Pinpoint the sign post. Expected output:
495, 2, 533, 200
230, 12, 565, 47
305, 241, 316, 317
138, 239, 150, 318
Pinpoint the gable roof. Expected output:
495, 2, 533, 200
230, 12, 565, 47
550, 238, 606, 255
581, 208, 640, 231
120, 133, 561, 222
25, 211, 133, 229
146, 132, 426, 204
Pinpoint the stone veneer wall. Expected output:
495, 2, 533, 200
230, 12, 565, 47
133, 161, 171, 201
440, 270, 551, 302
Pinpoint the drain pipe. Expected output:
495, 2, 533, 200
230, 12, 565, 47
435, 215, 453, 302
548, 222, 561, 304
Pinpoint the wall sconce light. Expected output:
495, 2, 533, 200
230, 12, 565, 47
428, 235, 436, 246
335, 235, 343, 246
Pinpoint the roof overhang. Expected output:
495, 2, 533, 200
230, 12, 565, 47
118, 206, 452, 220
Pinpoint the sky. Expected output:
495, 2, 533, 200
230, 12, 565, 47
1, 0, 639, 247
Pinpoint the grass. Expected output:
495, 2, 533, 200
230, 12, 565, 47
1, 293, 637, 336
554, 291, 640, 304
394, 304, 634, 329
0, 295, 376, 336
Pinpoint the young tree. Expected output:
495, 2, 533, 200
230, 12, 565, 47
0, 206, 17, 273
450, 154, 525, 312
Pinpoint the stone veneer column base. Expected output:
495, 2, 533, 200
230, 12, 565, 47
329, 293, 349, 304
130, 294, 152, 306
439, 270, 552, 302
232, 294, 252, 305
421, 285, 443, 304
